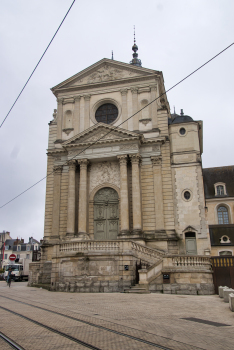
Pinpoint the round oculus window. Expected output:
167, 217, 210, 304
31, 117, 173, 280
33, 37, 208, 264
184, 191, 191, 200
95, 103, 118, 124
179, 127, 186, 135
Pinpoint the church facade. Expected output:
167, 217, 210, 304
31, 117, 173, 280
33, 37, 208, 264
29, 49, 214, 294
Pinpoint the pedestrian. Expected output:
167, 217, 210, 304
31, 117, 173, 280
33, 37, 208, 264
7, 268, 12, 287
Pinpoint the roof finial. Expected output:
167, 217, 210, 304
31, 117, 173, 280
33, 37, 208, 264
173, 106, 176, 114
130, 25, 142, 67
111, 50, 114, 60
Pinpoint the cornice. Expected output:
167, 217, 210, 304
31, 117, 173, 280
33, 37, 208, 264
63, 136, 141, 149
53, 74, 159, 96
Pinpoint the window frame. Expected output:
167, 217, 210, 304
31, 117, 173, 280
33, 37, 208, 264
217, 205, 230, 224
214, 182, 227, 196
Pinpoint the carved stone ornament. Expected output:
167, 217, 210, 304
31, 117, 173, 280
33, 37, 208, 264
87, 65, 123, 83
117, 155, 128, 166
84, 94, 91, 101
129, 153, 141, 164
150, 84, 157, 91
130, 87, 139, 94
74, 96, 82, 102
75, 129, 123, 144
57, 98, 63, 104
151, 156, 162, 166
119, 144, 138, 151
152, 144, 160, 152
120, 89, 128, 96
63, 128, 74, 136
78, 159, 89, 169
67, 159, 77, 170
90, 161, 120, 193
53, 165, 63, 174
94, 187, 119, 201
139, 118, 151, 126
53, 109, 57, 119
196, 153, 201, 162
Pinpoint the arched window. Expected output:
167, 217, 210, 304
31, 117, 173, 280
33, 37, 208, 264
95, 103, 118, 124
219, 251, 232, 256
217, 185, 224, 196
217, 206, 229, 224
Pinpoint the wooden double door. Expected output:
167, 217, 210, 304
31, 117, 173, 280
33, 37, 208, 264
94, 188, 119, 240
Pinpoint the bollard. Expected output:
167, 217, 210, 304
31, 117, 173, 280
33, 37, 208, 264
223, 288, 234, 303
229, 293, 234, 312
219, 286, 228, 298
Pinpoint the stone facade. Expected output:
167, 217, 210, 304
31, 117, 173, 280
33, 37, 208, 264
29, 58, 214, 294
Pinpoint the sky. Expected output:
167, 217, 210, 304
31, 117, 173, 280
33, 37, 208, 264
0, 0, 233, 242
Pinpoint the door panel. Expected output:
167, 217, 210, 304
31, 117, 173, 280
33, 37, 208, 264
185, 238, 197, 255
94, 187, 119, 240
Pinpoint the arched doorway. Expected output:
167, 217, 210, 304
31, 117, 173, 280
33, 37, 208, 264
94, 187, 119, 240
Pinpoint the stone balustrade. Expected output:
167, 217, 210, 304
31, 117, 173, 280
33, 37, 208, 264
163, 255, 212, 271
60, 241, 121, 252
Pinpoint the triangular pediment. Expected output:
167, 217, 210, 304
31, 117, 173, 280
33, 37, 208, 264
63, 123, 141, 147
51, 58, 159, 92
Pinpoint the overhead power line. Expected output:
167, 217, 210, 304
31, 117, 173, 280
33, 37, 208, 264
0, 0, 76, 129
0, 42, 233, 209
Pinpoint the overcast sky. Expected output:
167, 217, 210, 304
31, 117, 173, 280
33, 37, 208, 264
0, 0, 233, 242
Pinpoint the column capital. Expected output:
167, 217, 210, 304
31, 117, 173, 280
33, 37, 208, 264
150, 84, 157, 91
74, 95, 82, 102
67, 159, 77, 170
84, 94, 91, 101
129, 153, 141, 164
130, 87, 139, 94
56, 98, 63, 104
120, 88, 128, 96
117, 155, 128, 166
78, 159, 89, 169
53, 165, 63, 174
151, 156, 162, 166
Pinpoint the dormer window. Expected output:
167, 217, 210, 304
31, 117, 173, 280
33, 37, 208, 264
214, 182, 227, 196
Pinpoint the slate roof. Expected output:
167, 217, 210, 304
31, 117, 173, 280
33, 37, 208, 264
203, 166, 234, 199
209, 225, 234, 246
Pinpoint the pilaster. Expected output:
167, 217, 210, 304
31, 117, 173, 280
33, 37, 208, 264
78, 159, 89, 237
151, 156, 165, 230
129, 154, 142, 233
56, 98, 63, 142
131, 87, 139, 131
150, 85, 158, 129
120, 89, 128, 130
52, 165, 63, 238
74, 96, 81, 135
84, 95, 91, 130
66, 160, 77, 236
117, 155, 129, 235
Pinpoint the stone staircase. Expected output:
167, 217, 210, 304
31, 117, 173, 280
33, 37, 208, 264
124, 284, 150, 294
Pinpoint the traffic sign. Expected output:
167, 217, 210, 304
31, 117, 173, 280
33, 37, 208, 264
9, 254, 16, 261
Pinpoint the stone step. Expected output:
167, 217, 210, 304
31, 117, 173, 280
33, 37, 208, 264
124, 285, 150, 294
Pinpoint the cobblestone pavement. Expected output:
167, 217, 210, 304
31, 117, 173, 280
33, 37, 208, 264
0, 281, 233, 350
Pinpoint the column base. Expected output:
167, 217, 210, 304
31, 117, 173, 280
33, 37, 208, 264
66, 232, 75, 237
132, 229, 143, 236
118, 230, 130, 236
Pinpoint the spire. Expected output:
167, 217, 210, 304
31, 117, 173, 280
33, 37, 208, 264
111, 50, 114, 60
130, 26, 142, 67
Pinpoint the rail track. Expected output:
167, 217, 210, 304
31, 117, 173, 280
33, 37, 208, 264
0, 332, 25, 350
0, 294, 204, 350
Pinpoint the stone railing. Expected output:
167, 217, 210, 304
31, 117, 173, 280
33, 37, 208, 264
130, 241, 165, 264
60, 241, 120, 252
59, 240, 165, 265
163, 255, 212, 271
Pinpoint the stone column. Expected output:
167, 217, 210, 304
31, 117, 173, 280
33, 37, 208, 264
151, 156, 164, 230
56, 98, 63, 141
73, 96, 81, 135
52, 165, 63, 237
66, 160, 77, 236
78, 159, 89, 236
150, 85, 158, 129
84, 95, 91, 130
129, 154, 142, 233
120, 89, 128, 129
117, 155, 129, 234
131, 87, 139, 131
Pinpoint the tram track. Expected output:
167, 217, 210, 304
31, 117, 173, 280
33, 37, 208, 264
0, 294, 205, 350
0, 332, 25, 350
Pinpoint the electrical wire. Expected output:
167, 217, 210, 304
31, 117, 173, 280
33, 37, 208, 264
0, 42, 233, 209
0, 0, 76, 129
